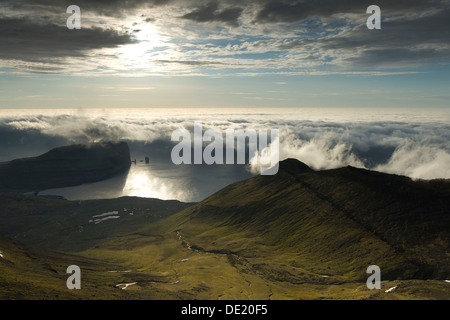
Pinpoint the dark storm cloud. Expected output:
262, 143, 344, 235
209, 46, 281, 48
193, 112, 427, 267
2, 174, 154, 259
253, 0, 443, 23
0, 17, 134, 62
181, 1, 243, 27
3, 0, 170, 16
344, 48, 449, 67
251, 4, 450, 67
333, 8, 450, 67
319, 8, 450, 48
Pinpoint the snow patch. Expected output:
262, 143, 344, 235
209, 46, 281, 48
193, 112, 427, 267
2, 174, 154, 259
445, 280, 450, 283
116, 282, 137, 290
94, 215, 120, 224
385, 286, 398, 293
89, 211, 120, 224
93, 211, 119, 219
0, 251, 4, 259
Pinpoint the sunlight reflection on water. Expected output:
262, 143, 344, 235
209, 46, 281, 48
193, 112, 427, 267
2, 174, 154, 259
121, 164, 196, 201
39, 163, 198, 202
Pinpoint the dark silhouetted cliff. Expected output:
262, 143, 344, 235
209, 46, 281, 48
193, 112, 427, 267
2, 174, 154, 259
0, 142, 131, 192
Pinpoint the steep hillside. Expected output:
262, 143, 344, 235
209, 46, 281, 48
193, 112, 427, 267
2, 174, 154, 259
0, 234, 175, 299
138, 158, 450, 283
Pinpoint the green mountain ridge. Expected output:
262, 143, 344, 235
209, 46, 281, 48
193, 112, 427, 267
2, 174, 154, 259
138, 158, 450, 282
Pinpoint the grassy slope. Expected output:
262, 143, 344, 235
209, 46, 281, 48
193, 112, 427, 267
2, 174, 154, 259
0, 234, 179, 299
0, 194, 195, 299
0, 193, 193, 251
139, 165, 449, 281
79, 159, 450, 299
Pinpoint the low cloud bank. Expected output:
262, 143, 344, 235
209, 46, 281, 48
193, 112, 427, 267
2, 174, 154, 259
1, 109, 449, 181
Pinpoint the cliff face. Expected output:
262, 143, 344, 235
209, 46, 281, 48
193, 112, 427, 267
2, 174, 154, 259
0, 142, 131, 192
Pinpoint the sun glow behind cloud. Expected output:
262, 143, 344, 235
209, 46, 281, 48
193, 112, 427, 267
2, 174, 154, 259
116, 21, 169, 72
122, 165, 195, 201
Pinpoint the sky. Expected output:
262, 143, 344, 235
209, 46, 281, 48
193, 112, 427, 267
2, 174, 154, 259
1, 0, 450, 109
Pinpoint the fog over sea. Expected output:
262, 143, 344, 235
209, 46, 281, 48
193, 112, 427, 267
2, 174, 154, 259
1, 107, 449, 202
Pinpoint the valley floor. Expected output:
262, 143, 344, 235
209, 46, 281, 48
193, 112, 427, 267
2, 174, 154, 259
1, 220, 450, 300
75, 232, 450, 300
